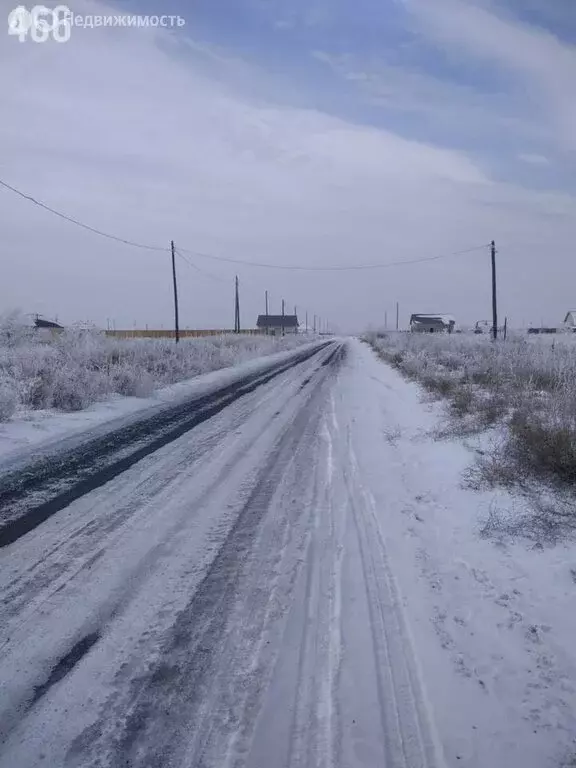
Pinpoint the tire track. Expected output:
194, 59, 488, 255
64, 345, 346, 768
345, 441, 443, 768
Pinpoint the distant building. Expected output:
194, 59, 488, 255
34, 317, 63, 329
528, 327, 557, 335
410, 314, 455, 334
563, 311, 576, 331
256, 314, 299, 335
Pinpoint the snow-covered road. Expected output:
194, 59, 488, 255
1, 339, 576, 768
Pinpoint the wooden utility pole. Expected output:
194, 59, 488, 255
396, 302, 399, 331
313, 315, 317, 334
234, 276, 241, 333
171, 240, 180, 344
491, 240, 498, 341
281, 299, 285, 336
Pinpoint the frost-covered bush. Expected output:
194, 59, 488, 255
0, 377, 18, 421
0, 310, 35, 348
112, 366, 155, 398
365, 331, 576, 490
0, 315, 310, 422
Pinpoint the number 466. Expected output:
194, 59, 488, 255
8, 5, 71, 43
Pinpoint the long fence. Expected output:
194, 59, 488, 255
104, 329, 266, 340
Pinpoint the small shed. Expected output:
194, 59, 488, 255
256, 314, 299, 335
563, 311, 576, 330
410, 314, 455, 334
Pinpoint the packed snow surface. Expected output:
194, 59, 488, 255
0, 339, 575, 768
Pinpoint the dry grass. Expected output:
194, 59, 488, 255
365, 331, 576, 540
479, 497, 576, 547
0, 313, 310, 420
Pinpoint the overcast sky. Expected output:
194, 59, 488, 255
1, 0, 575, 331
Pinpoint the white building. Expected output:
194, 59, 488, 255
410, 314, 455, 334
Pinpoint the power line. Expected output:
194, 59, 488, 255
175, 249, 229, 284
1, 176, 490, 271
177, 243, 491, 272
0, 178, 167, 252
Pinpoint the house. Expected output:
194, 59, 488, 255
34, 317, 63, 329
410, 314, 455, 334
563, 311, 576, 331
256, 314, 299, 335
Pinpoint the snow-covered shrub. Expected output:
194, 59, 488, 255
51, 365, 108, 412
0, 311, 35, 348
0, 377, 18, 421
0, 328, 310, 417
365, 331, 576, 490
112, 366, 155, 398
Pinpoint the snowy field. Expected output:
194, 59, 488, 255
365, 330, 576, 542
0, 315, 309, 423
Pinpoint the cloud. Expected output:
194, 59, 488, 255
518, 153, 549, 166
404, 0, 576, 153
311, 49, 533, 147
1, 0, 575, 331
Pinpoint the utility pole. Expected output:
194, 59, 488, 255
491, 240, 498, 341
313, 315, 317, 334
282, 299, 285, 336
396, 302, 399, 331
171, 240, 180, 344
234, 275, 241, 333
